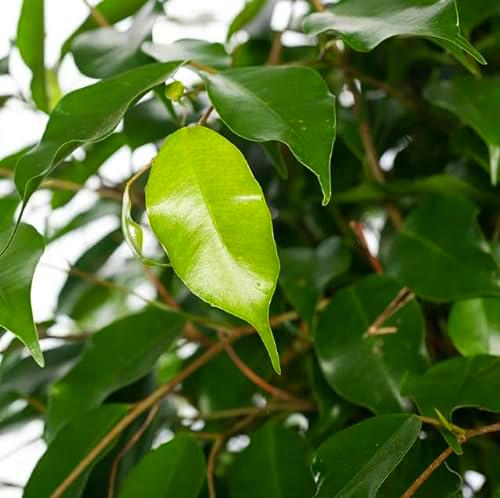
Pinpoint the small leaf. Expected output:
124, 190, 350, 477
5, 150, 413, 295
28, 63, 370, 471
143, 39, 231, 68
24, 404, 128, 498
303, 0, 485, 69
449, 298, 500, 356
387, 195, 500, 301
165, 80, 185, 102
315, 275, 428, 413
17, 0, 48, 112
118, 435, 205, 498
0, 199, 44, 366
312, 414, 421, 498
425, 77, 500, 184
47, 308, 184, 438
202, 66, 336, 205
402, 355, 500, 418
280, 236, 351, 325
227, 0, 268, 40
146, 126, 281, 372
228, 421, 315, 498
71, 0, 160, 79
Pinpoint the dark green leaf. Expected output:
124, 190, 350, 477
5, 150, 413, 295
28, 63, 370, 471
227, 0, 267, 40
0, 55, 9, 74
402, 355, 500, 418
303, 0, 485, 68
202, 66, 336, 205
24, 404, 128, 498
143, 39, 231, 68
449, 298, 500, 356
387, 196, 500, 301
146, 126, 281, 372
71, 0, 160, 79
118, 434, 205, 498
17, 0, 48, 111
47, 308, 184, 438
280, 237, 351, 325
315, 275, 428, 413
312, 414, 421, 498
229, 421, 315, 498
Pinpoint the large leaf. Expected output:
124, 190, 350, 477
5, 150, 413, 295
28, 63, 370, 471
24, 404, 128, 498
449, 298, 500, 356
17, 0, 48, 112
118, 435, 205, 498
312, 414, 421, 498
279, 236, 351, 325
143, 39, 231, 69
402, 355, 500, 418
145, 126, 281, 372
315, 275, 428, 413
71, 0, 160, 79
229, 421, 314, 498
202, 66, 336, 205
303, 0, 485, 69
425, 77, 500, 184
47, 308, 184, 438
0, 199, 45, 366
387, 196, 500, 301
13, 62, 181, 211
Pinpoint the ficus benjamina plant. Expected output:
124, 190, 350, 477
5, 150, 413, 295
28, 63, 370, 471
1, 0, 500, 496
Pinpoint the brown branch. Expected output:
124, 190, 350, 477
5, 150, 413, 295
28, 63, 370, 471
82, 0, 109, 27
107, 404, 160, 498
198, 105, 214, 126
367, 287, 414, 336
268, 32, 283, 65
349, 220, 384, 274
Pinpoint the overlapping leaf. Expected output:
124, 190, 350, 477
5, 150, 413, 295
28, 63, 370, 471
145, 126, 281, 372
387, 196, 500, 301
47, 308, 184, 438
315, 275, 428, 413
312, 414, 421, 498
202, 66, 336, 205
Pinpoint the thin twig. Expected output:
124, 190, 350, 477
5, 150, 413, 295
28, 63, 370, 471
82, 0, 109, 27
107, 404, 160, 498
349, 220, 384, 274
198, 105, 214, 126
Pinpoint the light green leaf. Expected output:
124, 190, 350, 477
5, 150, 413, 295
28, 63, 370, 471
279, 236, 351, 325
24, 404, 128, 498
425, 77, 500, 184
229, 421, 315, 498
0, 199, 44, 366
303, 0, 485, 69
449, 298, 500, 356
402, 355, 500, 418
47, 308, 184, 439
202, 66, 336, 205
17, 0, 48, 112
315, 275, 428, 413
71, 0, 160, 79
143, 39, 231, 68
146, 126, 281, 372
387, 196, 500, 301
118, 435, 205, 498
227, 0, 268, 40
312, 414, 421, 498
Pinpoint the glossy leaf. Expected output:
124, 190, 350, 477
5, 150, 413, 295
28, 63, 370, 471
387, 196, 500, 301
71, 0, 160, 79
229, 421, 315, 498
118, 435, 205, 498
449, 298, 500, 356
143, 39, 231, 68
303, 0, 485, 69
0, 199, 45, 366
24, 404, 128, 498
279, 237, 351, 325
425, 77, 500, 183
402, 355, 500, 418
315, 275, 428, 413
17, 0, 48, 112
14, 62, 181, 208
312, 414, 421, 498
146, 126, 281, 372
47, 308, 184, 438
227, 0, 267, 40
202, 66, 336, 205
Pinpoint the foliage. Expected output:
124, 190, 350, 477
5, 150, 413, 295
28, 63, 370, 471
1, 0, 500, 496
